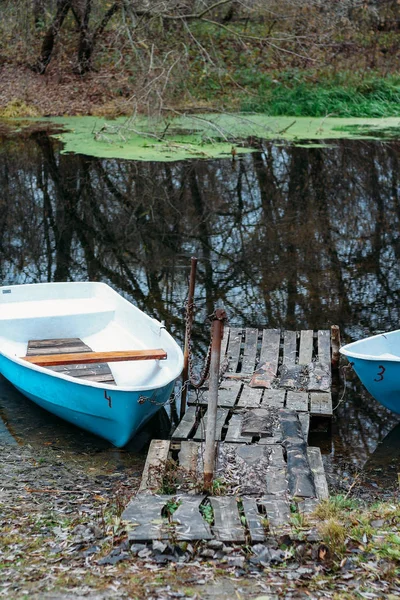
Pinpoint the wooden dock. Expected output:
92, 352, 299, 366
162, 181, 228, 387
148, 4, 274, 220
122, 327, 334, 543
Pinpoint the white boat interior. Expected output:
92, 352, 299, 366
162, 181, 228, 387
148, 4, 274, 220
340, 329, 400, 361
0, 282, 182, 390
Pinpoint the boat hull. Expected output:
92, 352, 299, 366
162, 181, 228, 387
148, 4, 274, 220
0, 354, 174, 447
344, 355, 400, 414
340, 330, 400, 414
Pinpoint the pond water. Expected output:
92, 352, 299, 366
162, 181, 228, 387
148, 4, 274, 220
0, 127, 399, 491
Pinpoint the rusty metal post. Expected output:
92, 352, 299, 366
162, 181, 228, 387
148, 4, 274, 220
181, 257, 198, 420
204, 309, 227, 492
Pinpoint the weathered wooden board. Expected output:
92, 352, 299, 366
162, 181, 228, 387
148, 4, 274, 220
310, 392, 332, 416
172, 405, 198, 440
298, 330, 314, 365
280, 410, 316, 498
225, 328, 243, 376
261, 389, 285, 408
27, 338, 92, 355
225, 413, 252, 443
210, 497, 245, 542
236, 385, 263, 408
192, 379, 242, 408
250, 329, 280, 388
241, 408, 280, 437
241, 328, 259, 375
283, 331, 297, 367
217, 443, 273, 495
318, 330, 331, 368
307, 447, 329, 500
260, 495, 291, 531
173, 495, 213, 540
27, 338, 116, 384
193, 408, 228, 441
242, 497, 266, 543
307, 362, 331, 392
298, 497, 320, 515
286, 391, 309, 412
123, 495, 170, 541
265, 445, 288, 495
178, 441, 200, 476
138, 440, 170, 494
298, 412, 310, 441
220, 326, 230, 361
23, 349, 167, 366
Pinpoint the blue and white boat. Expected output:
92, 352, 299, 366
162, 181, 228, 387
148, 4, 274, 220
340, 330, 400, 414
0, 282, 183, 447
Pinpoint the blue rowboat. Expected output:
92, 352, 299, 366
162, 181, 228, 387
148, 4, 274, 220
340, 330, 400, 414
0, 282, 183, 447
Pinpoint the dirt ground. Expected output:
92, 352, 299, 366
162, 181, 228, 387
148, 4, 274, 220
1, 443, 399, 600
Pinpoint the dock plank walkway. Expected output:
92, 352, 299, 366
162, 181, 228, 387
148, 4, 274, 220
123, 327, 335, 543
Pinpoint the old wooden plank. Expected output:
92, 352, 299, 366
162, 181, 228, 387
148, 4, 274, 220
310, 392, 333, 416
138, 439, 170, 494
307, 447, 329, 500
241, 408, 280, 437
172, 406, 199, 440
298, 330, 314, 365
298, 413, 310, 441
49, 362, 112, 376
242, 497, 266, 543
260, 495, 291, 531
240, 328, 259, 375
265, 445, 288, 496
28, 339, 117, 384
250, 329, 280, 388
283, 331, 297, 367
224, 413, 252, 443
221, 326, 230, 360
188, 380, 241, 408
298, 498, 319, 516
217, 443, 273, 495
123, 495, 170, 541
225, 327, 243, 376
27, 338, 92, 355
210, 497, 245, 542
318, 330, 331, 368
173, 495, 213, 540
236, 385, 263, 408
193, 408, 228, 441
261, 389, 286, 408
178, 441, 200, 476
258, 436, 282, 445
286, 391, 309, 412
307, 362, 331, 392
280, 410, 316, 498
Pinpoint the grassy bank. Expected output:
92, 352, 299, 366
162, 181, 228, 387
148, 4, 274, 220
0, 3, 399, 119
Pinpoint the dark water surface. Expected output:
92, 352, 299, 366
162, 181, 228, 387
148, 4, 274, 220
0, 128, 399, 490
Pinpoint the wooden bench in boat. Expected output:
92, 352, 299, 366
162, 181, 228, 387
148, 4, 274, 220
22, 349, 167, 367
23, 338, 167, 384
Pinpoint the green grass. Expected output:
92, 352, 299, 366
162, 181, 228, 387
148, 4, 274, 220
239, 72, 400, 118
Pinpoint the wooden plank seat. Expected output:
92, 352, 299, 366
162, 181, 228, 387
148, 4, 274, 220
24, 338, 167, 385
23, 349, 167, 367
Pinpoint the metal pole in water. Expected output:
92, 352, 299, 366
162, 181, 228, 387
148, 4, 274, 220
204, 309, 227, 492
181, 257, 198, 420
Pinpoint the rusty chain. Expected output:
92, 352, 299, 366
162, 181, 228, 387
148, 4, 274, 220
185, 300, 214, 389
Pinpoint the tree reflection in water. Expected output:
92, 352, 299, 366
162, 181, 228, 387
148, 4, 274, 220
0, 130, 399, 485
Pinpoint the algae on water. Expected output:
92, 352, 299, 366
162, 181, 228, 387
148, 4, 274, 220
2, 114, 400, 162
